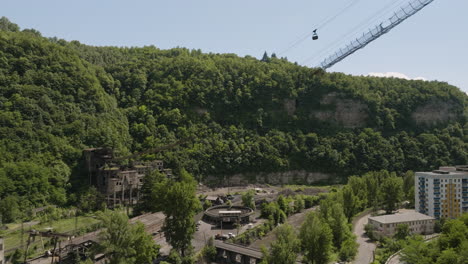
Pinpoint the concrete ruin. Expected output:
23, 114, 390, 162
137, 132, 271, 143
83, 148, 172, 207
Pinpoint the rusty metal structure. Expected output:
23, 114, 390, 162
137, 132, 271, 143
83, 148, 173, 207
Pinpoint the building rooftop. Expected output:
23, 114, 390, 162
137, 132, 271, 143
205, 195, 218, 201
416, 171, 468, 177
416, 166, 468, 177
369, 211, 435, 224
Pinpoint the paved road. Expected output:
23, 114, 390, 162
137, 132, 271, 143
385, 233, 440, 264
353, 212, 376, 264
386, 254, 402, 264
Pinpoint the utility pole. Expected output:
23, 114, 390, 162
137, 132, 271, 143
21, 221, 24, 251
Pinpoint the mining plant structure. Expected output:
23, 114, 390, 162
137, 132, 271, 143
84, 140, 185, 208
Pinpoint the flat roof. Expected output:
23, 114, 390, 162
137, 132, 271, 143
369, 211, 435, 224
219, 211, 242, 214
415, 171, 468, 177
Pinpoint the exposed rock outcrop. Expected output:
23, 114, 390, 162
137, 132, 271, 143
310, 92, 369, 128
411, 100, 460, 126
205, 170, 334, 186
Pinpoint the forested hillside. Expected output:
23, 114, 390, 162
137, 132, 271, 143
0, 17, 466, 213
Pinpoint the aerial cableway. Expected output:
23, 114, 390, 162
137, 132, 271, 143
319, 0, 434, 70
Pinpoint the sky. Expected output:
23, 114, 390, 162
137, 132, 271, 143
3, 0, 467, 93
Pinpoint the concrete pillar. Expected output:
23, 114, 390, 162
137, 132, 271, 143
217, 248, 225, 259
227, 251, 237, 263
129, 185, 133, 205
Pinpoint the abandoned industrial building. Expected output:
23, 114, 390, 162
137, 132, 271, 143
84, 148, 172, 207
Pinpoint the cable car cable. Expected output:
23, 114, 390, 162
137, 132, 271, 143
302, 0, 407, 65
301, 0, 409, 65
278, 0, 362, 55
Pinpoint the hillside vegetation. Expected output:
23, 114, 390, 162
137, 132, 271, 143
0, 17, 466, 217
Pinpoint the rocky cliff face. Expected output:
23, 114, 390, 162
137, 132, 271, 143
283, 99, 296, 116
205, 170, 335, 186
310, 93, 369, 128
411, 100, 460, 126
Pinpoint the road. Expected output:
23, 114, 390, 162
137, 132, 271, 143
352, 212, 376, 264
385, 233, 440, 264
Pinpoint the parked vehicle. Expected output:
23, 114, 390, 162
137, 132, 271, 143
215, 234, 229, 240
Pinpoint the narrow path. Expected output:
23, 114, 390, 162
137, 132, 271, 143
352, 212, 376, 264
385, 234, 440, 264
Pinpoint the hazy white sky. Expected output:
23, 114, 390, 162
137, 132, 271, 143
3, 0, 467, 93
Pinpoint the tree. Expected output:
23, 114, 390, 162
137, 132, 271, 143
400, 237, 432, 264
439, 219, 468, 249
261, 51, 269, 62
77, 187, 105, 213
299, 212, 333, 264
394, 224, 410, 240
0, 17, 20, 32
97, 210, 159, 264
277, 195, 290, 215
339, 236, 358, 262
0, 195, 21, 223
380, 176, 403, 213
264, 223, 300, 264
364, 224, 376, 240
294, 196, 305, 213
161, 170, 201, 256
342, 185, 357, 222
242, 190, 256, 210
436, 248, 458, 264
134, 171, 167, 214
201, 237, 217, 263
203, 199, 212, 210
326, 202, 350, 248
363, 172, 379, 209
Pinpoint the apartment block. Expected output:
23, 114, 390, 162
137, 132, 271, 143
415, 166, 468, 219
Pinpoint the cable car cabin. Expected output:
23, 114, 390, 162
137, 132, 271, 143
312, 29, 318, 40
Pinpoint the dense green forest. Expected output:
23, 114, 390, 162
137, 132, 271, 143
0, 17, 466, 216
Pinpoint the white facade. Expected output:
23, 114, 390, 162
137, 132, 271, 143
415, 166, 468, 219
368, 211, 435, 238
